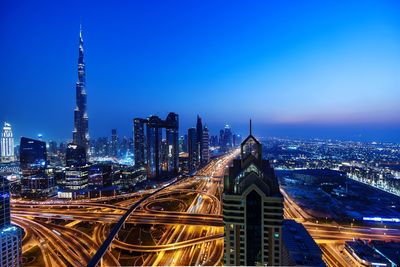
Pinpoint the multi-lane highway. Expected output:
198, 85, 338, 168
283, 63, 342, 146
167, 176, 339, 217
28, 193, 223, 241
12, 151, 237, 266
11, 150, 400, 266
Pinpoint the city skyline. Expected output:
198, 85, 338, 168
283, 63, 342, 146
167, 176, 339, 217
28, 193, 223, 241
1, 1, 400, 142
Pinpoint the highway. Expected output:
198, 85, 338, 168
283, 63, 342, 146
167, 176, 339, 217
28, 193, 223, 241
11, 149, 400, 266
12, 151, 237, 266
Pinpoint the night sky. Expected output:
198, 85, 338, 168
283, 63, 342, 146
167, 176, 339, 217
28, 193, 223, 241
1, 1, 399, 142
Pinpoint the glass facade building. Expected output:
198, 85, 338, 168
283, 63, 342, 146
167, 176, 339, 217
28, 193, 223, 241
66, 143, 87, 167
0, 177, 22, 267
20, 137, 54, 198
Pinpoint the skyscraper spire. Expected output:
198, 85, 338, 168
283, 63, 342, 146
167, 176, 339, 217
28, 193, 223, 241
249, 119, 252, 135
73, 25, 89, 153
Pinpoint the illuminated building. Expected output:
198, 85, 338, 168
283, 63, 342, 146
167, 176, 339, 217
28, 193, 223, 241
65, 143, 87, 167
62, 143, 90, 198
0, 177, 22, 267
202, 125, 210, 164
117, 166, 146, 191
1, 123, 15, 163
133, 118, 146, 166
178, 152, 189, 173
223, 124, 233, 151
133, 113, 179, 178
20, 137, 55, 198
72, 25, 89, 152
111, 129, 118, 157
223, 121, 283, 266
196, 115, 203, 164
87, 164, 114, 197
188, 128, 198, 172
61, 164, 89, 199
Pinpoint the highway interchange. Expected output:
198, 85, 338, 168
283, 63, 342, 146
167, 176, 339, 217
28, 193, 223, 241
11, 151, 400, 266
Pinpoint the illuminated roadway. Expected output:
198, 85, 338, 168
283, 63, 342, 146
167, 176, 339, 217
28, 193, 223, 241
11, 150, 400, 266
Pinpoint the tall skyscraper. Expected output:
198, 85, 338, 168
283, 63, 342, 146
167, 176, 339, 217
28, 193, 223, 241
196, 115, 203, 164
72, 25, 89, 152
223, 124, 233, 151
134, 113, 179, 178
165, 112, 179, 175
223, 122, 283, 266
20, 137, 55, 198
1, 122, 15, 162
0, 176, 22, 267
187, 128, 198, 172
111, 129, 118, 157
134, 118, 146, 166
202, 125, 210, 164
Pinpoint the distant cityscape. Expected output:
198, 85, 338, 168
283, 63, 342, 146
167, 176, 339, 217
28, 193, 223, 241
1, 5, 400, 267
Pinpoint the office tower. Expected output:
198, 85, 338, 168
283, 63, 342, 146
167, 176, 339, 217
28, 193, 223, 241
48, 140, 58, 155
188, 128, 198, 172
134, 118, 146, 166
224, 124, 233, 151
160, 139, 168, 172
165, 112, 179, 175
1, 123, 15, 162
202, 125, 210, 164
134, 113, 179, 178
223, 122, 283, 266
196, 115, 203, 164
111, 129, 118, 157
184, 134, 188, 152
219, 129, 225, 151
62, 165, 89, 199
72, 25, 89, 152
20, 137, 54, 198
179, 136, 186, 153
210, 135, 218, 147
0, 176, 22, 267
88, 164, 112, 191
66, 143, 87, 167
63, 143, 89, 199
146, 116, 162, 178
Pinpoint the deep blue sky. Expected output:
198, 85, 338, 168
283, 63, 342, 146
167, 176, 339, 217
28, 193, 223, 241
1, 1, 399, 143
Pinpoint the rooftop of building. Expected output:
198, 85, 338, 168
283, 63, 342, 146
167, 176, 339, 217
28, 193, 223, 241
345, 239, 391, 266
371, 240, 400, 266
282, 219, 326, 266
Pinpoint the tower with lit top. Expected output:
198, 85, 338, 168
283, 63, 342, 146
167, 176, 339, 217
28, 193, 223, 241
73, 25, 89, 153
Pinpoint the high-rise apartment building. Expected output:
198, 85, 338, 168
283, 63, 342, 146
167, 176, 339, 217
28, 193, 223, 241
223, 122, 283, 266
1, 123, 15, 162
72, 25, 89, 152
0, 176, 22, 267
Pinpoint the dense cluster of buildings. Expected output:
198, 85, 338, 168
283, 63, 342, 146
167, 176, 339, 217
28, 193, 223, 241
265, 137, 400, 196
0, 28, 241, 201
